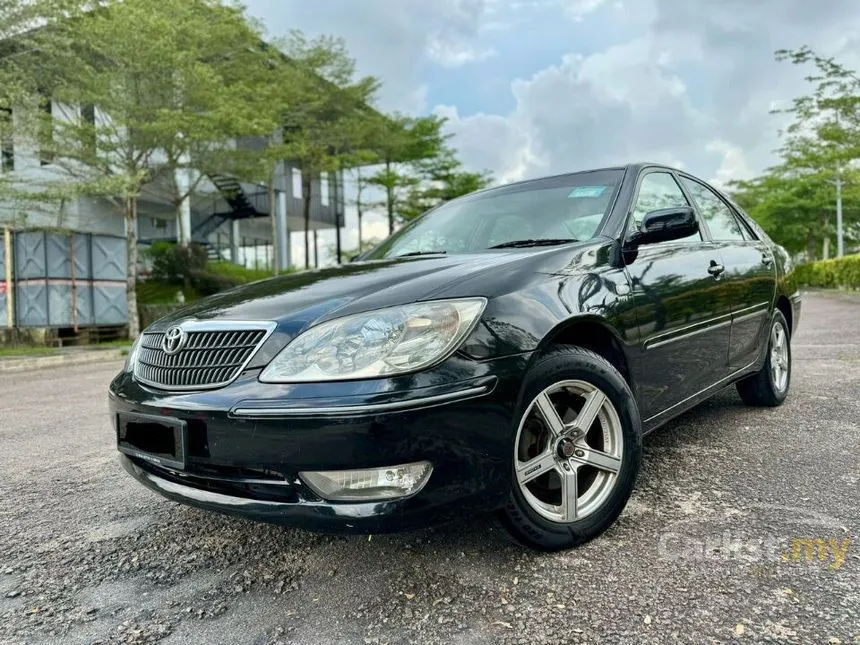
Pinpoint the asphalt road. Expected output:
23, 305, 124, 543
1, 292, 858, 645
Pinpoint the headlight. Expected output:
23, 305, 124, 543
124, 335, 143, 373
259, 298, 486, 383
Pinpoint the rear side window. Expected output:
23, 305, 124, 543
728, 204, 760, 240
680, 177, 746, 241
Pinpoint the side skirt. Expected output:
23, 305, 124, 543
641, 358, 762, 436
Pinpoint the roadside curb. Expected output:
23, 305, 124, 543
0, 349, 126, 373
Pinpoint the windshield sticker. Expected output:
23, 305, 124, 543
568, 186, 606, 198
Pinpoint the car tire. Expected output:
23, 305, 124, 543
736, 310, 791, 407
499, 345, 642, 551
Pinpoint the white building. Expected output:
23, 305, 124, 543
0, 99, 346, 272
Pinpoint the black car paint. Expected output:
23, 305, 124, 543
110, 163, 801, 533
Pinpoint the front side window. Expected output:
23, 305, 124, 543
364, 169, 623, 259
631, 172, 700, 242
680, 177, 746, 241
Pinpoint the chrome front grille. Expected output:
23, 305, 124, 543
134, 322, 274, 390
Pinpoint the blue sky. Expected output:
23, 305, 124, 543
242, 0, 860, 263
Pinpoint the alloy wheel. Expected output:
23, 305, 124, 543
514, 379, 623, 523
770, 321, 789, 393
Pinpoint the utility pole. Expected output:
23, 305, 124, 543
836, 160, 844, 258
835, 112, 845, 258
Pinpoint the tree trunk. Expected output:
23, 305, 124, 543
125, 196, 140, 339
313, 229, 319, 268
303, 173, 312, 269
386, 159, 394, 235
334, 167, 342, 265
806, 230, 817, 262
268, 167, 278, 274
356, 166, 364, 250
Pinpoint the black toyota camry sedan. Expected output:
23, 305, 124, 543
110, 162, 801, 551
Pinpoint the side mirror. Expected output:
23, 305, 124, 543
628, 206, 698, 246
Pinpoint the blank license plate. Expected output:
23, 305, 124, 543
117, 412, 186, 471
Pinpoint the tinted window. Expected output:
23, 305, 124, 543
631, 172, 700, 242
365, 169, 623, 259
680, 177, 746, 241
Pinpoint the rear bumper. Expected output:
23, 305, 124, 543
109, 354, 530, 533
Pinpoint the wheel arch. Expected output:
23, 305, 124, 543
534, 316, 634, 388
775, 295, 793, 336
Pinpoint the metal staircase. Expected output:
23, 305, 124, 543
191, 174, 270, 243
207, 174, 260, 216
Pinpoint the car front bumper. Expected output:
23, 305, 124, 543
109, 354, 530, 534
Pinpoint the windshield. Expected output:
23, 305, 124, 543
364, 169, 623, 260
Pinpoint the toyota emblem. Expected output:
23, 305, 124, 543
162, 326, 187, 355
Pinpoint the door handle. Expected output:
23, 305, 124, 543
707, 262, 725, 277
761, 253, 773, 266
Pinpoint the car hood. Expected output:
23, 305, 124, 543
147, 243, 602, 332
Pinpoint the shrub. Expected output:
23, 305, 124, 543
140, 242, 283, 300
146, 242, 208, 284
794, 254, 860, 290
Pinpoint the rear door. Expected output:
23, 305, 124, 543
678, 175, 777, 371
624, 170, 733, 421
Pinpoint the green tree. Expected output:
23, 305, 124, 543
774, 46, 860, 256
277, 31, 379, 269
366, 114, 447, 234
1, 0, 279, 337
729, 162, 860, 259
400, 147, 492, 222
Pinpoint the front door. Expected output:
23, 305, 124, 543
624, 170, 733, 421
678, 175, 777, 371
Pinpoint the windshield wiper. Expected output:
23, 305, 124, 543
488, 238, 577, 249
394, 250, 447, 257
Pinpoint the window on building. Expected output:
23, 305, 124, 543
39, 94, 53, 166
150, 217, 168, 230
81, 104, 96, 156
0, 107, 12, 173
292, 167, 302, 199
320, 172, 330, 206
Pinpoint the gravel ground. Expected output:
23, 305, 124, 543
1, 292, 858, 645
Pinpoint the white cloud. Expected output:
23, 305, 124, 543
563, 0, 609, 21
426, 39, 497, 67
245, 0, 496, 112
425, 0, 497, 67
438, 36, 708, 183
705, 140, 755, 188
436, 0, 860, 187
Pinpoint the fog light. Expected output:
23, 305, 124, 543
300, 461, 433, 501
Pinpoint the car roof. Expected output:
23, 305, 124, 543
475, 162, 684, 194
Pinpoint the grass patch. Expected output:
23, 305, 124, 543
206, 261, 281, 284
93, 339, 134, 349
0, 346, 58, 358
